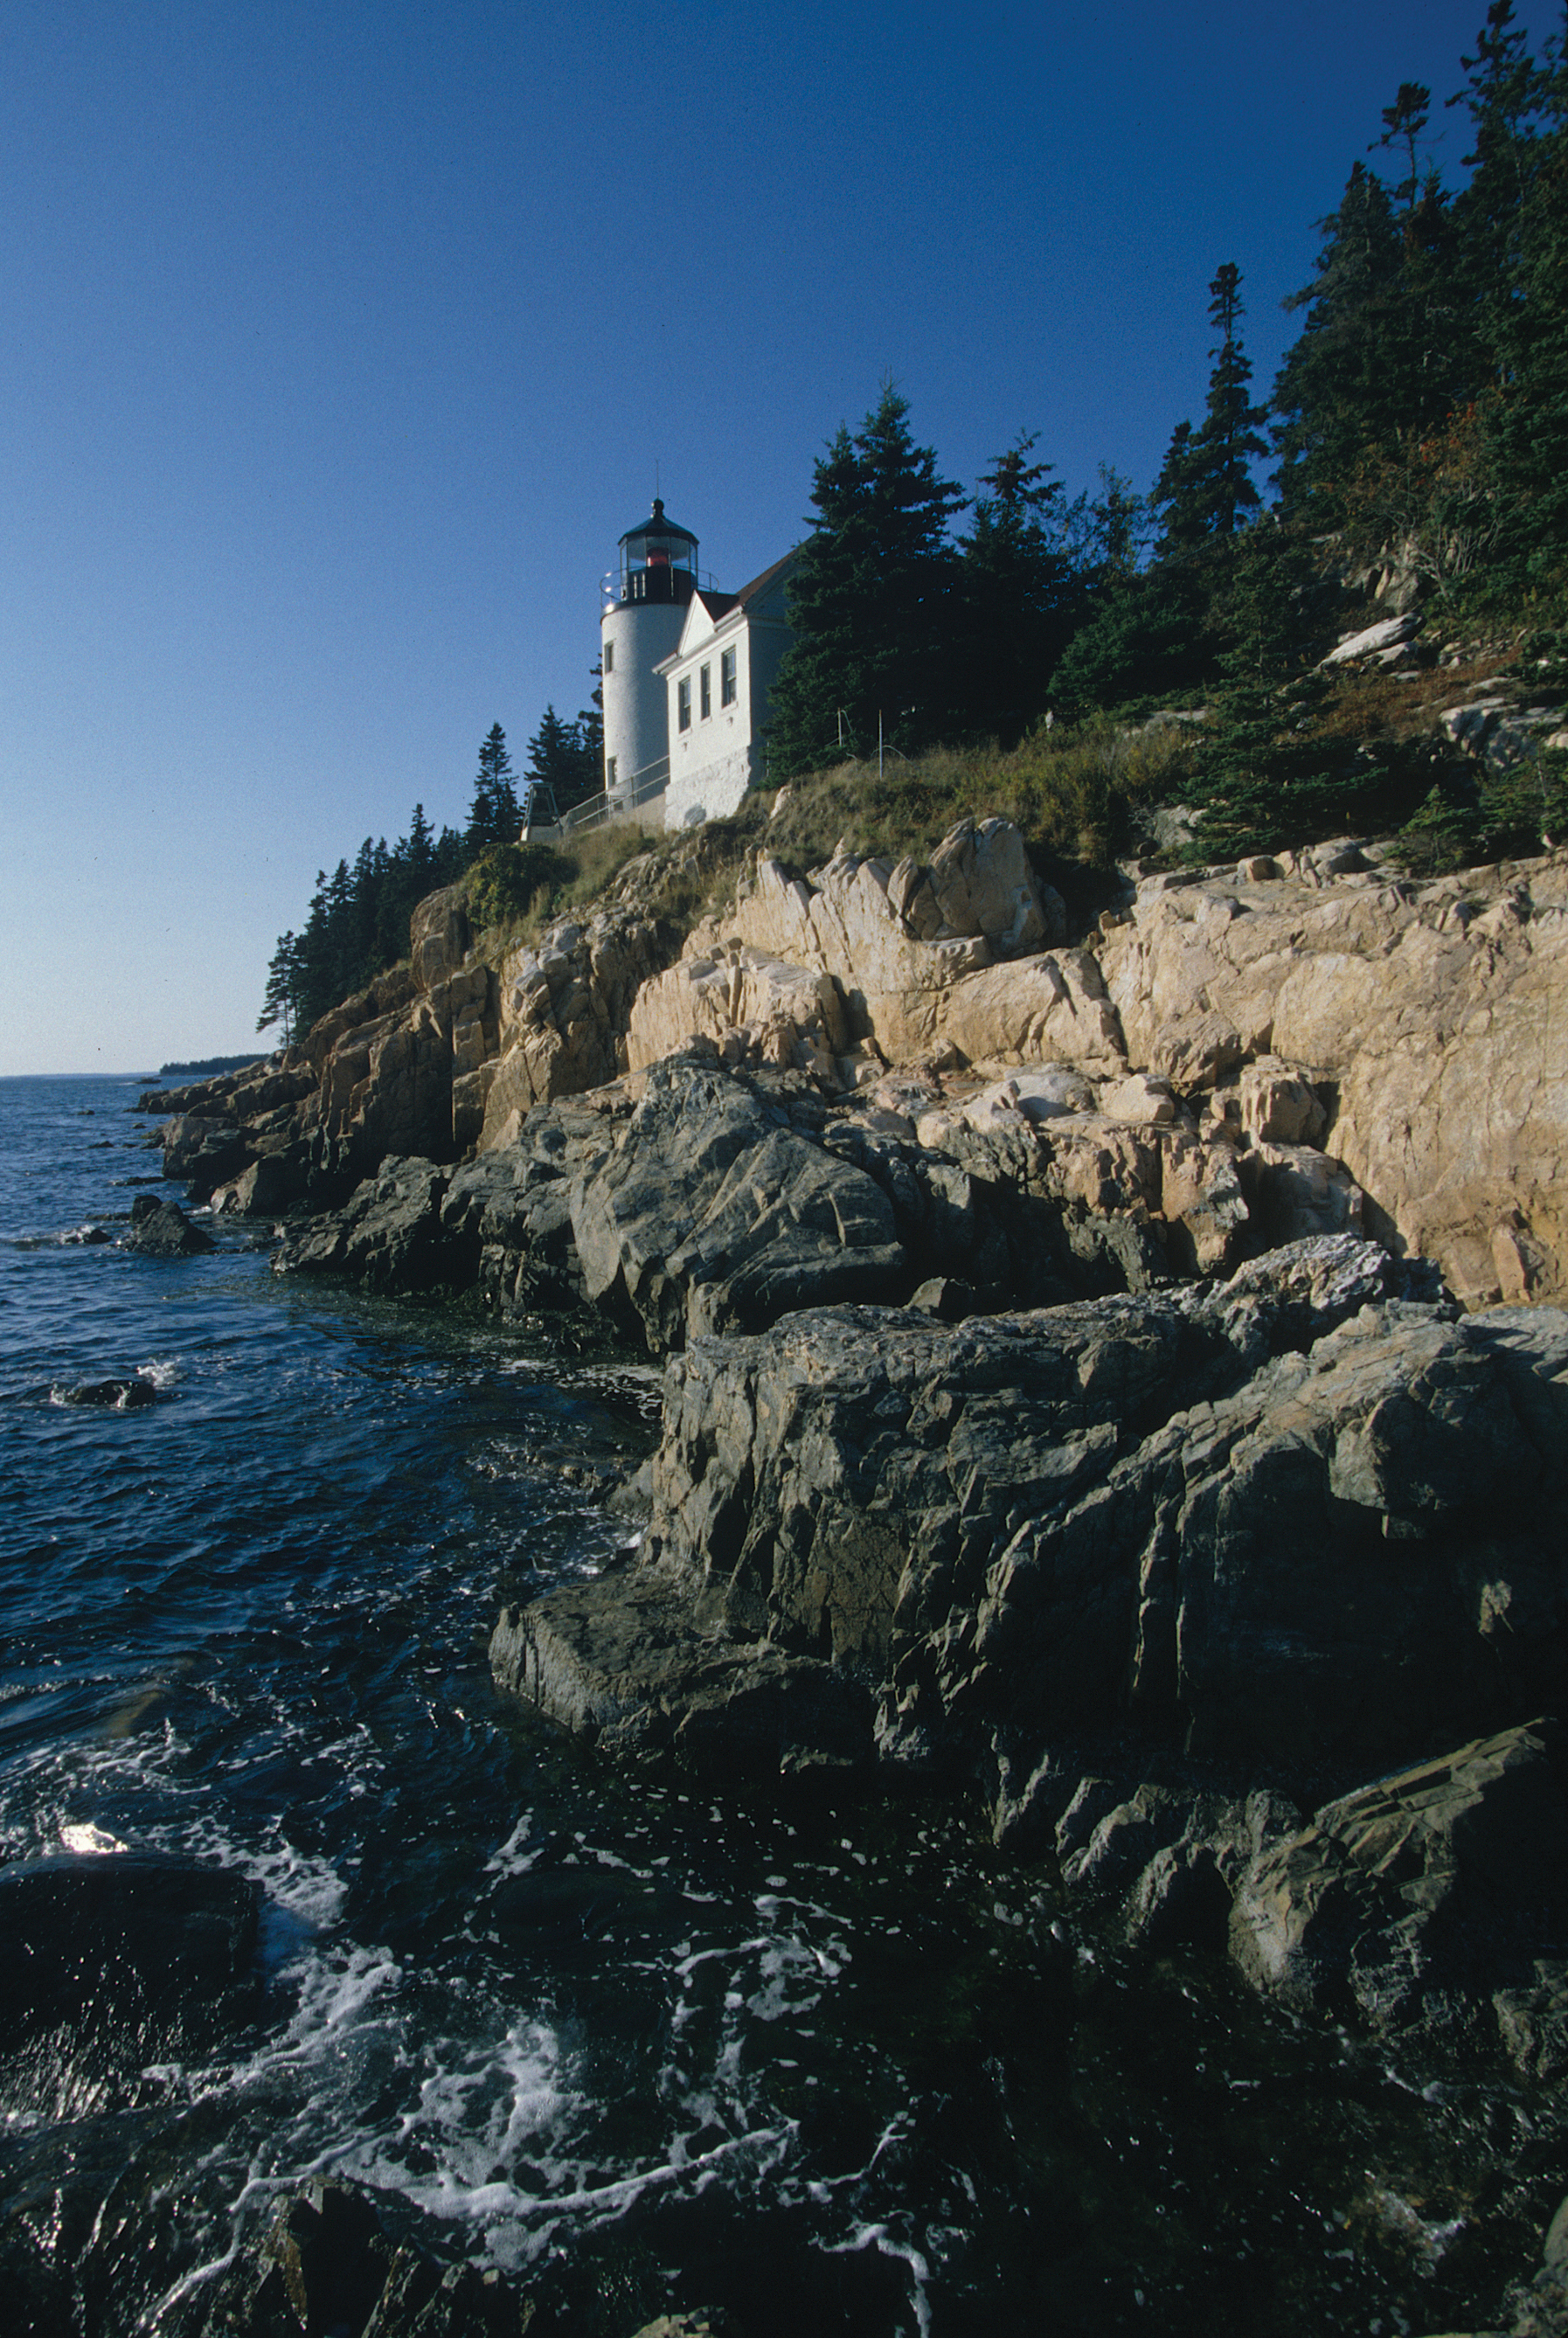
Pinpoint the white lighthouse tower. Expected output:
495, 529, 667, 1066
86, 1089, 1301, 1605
600, 498, 699, 815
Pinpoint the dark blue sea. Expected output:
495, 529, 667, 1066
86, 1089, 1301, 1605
1, 1073, 1561, 2336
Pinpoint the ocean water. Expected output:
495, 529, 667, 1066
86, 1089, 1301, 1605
1, 1072, 1563, 2336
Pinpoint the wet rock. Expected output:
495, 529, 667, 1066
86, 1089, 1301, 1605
1231, 1720, 1568, 2035
1495, 1961, 1568, 2082
1123, 1840, 1232, 1953
1052, 1776, 1125, 1863
489, 1572, 874, 1775
630, 2316, 739, 2338
1060, 1782, 1188, 1891
158, 1114, 255, 1203
274, 1156, 452, 1295
59, 1222, 112, 1245
0, 1856, 259, 2113
58, 1377, 155, 1410
172, 2179, 534, 2337
125, 1195, 215, 1256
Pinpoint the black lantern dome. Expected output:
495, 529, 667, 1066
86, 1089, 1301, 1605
611, 498, 699, 607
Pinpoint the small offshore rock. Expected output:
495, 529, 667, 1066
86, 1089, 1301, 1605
125, 1194, 215, 1256
58, 1377, 155, 1410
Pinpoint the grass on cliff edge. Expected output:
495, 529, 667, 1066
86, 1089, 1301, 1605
467, 718, 1198, 954
461, 656, 1565, 954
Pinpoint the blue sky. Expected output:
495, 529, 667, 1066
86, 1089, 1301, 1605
0, 0, 1522, 1073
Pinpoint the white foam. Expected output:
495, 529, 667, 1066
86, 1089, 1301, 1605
58, 1821, 128, 1856
822, 2221, 933, 2336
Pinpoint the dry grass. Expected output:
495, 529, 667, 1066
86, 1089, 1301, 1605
757, 718, 1197, 881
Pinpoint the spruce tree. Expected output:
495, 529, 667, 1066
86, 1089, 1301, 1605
1470, 7, 1568, 616
466, 724, 520, 848
1375, 81, 1435, 214
257, 932, 304, 1042
956, 432, 1079, 743
1189, 523, 1346, 857
766, 385, 965, 775
1154, 265, 1270, 551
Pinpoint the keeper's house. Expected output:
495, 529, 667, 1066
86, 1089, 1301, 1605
655, 548, 800, 829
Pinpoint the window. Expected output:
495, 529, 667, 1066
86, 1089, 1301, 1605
603, 641, 614, 675
700, 663, 711, 719
676, 676, 691, 732
720, 646, 737, 705
607, 756, 617, 788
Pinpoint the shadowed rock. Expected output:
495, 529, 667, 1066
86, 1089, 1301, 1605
125, 1195, 215, 1256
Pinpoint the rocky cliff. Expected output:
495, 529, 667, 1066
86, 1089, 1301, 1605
146, 817, 1566, 1317
138, 809, 1568, 2089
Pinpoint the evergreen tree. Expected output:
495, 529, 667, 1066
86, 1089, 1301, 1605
1189, 522, 1348, 856
1154, 265, 1270, 551
955, 431, 1081, 742
766, 385, 966, 775
574, 662, 605, 802
1449, 0, 1543, 350
1272, 156, 1471, 563
257, 931, 304, 1043
466, 724, 520, 848
1471, 7, 1568, 616
524, 704, 600, 817
406, 801, 436, 885
1374, 81, 1435, 214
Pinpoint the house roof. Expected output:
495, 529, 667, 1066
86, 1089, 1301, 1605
653, 545, 804, 676
734, 547, 800, 606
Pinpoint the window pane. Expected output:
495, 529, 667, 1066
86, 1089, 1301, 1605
604, 642, 614, 674
700, 664, 711, 718
720, 647, 737, 705
677, 678, 691, 732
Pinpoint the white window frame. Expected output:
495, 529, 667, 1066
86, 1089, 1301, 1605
676, 676, 691, 732
720, 645, 737, 706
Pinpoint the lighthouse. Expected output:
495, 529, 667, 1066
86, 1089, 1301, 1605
600, 498, 698, 815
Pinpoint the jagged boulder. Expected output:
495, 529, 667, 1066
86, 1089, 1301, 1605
680, 822, 1095, 1066
158, 1114, 255, 1201
409, 883, 471, 991
1231, 1721, 1568, 2036
274, 1155, 455, 1294
497, 1247, 1568, 1786
628, 943, 849, 1079
165, 2179, 535, 2337
569, 1056, 908, 1350
478, 906, 676, 1148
